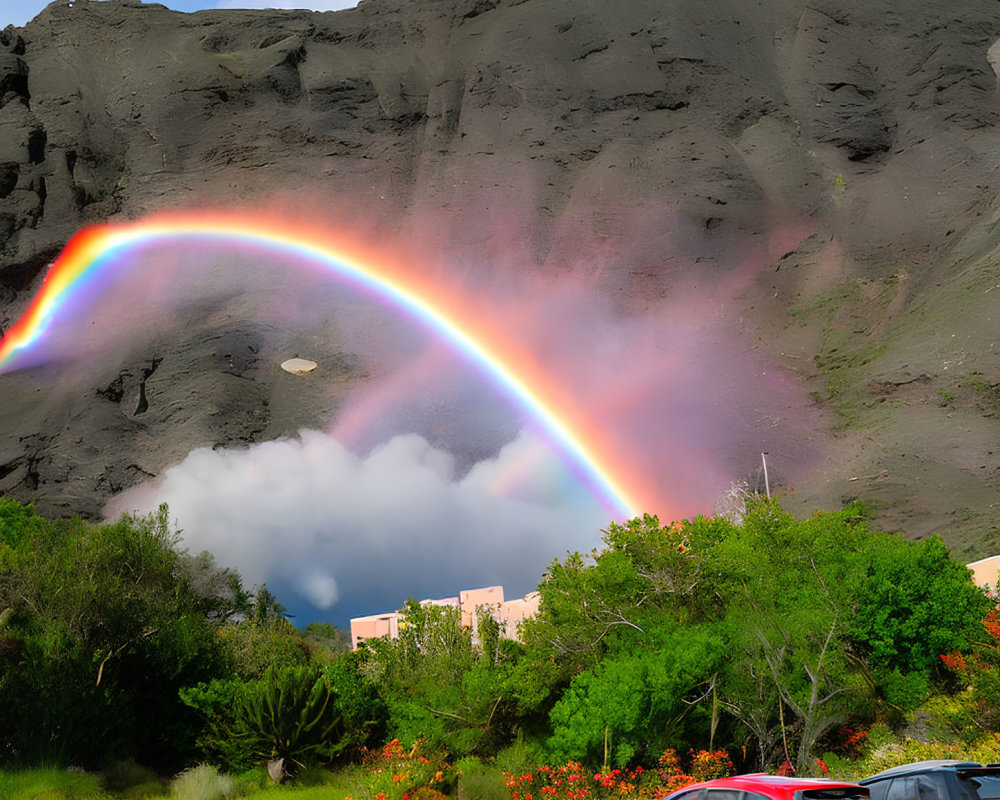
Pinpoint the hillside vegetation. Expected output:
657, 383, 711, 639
3, 497, 1000, 797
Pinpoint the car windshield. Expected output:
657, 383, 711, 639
958, 773, 1000, 800
802, 790, 869, 800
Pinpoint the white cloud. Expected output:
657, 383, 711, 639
105, 429, 609, 621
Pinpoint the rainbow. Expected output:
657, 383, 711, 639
0, 213, 653, 518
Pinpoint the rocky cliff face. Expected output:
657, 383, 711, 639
2, 0, 1000, 555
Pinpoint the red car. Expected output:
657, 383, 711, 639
663, 774, 871, 800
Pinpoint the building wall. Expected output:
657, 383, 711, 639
460, 586, 505, 629
350, 585, 538, 650
969, 555, 1000, 595
497, 592, 541, 640
350, 612, 402, 650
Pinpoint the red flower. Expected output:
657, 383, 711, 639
985, 609, 1000, 640
941, 652, 967, 671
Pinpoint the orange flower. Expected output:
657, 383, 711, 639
985, 609, 1000, 640
941, 652, 967, 671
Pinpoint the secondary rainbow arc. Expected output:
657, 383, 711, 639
0, 215, 645, 519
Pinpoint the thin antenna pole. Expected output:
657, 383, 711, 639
761, 452, 771, 499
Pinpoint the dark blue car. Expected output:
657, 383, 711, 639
860, 760, 1000, 800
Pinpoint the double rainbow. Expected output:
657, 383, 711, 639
0, 213, 652, 519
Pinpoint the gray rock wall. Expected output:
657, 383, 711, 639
2, 0, 1000, 550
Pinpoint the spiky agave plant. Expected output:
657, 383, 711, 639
234, 664, 343, 782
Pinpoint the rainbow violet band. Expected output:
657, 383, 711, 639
0, 213, 649, 520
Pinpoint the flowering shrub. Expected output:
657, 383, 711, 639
349, 738, 451, 800
502, 751, 731, 800
940, 608, 1000, 736
688, 750, 733, 782
342, 742, 735, 800
819, 726, 869, 761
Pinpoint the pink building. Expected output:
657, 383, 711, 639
350, 585, 540, 650
969, 555, 1000, 595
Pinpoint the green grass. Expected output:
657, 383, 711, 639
788, 276, 906, 429
453, 771, 509, 800
0, 766, 112, 799
960, 373, 1000, 411
0, 766, 349, 800
242, 787, 355, 799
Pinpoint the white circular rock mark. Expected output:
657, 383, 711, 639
280, 357, 318, 375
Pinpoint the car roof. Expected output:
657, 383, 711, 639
859, 761, 988, 784
670, 774, 868, 798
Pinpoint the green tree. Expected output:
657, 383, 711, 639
0, 501, 243, 768
546, 621, 723, 767
522, 514, 722, 677
522, 499, 988, 772
303, 621, 351, 656
847, 534, 990, 708
219, 615, 309, 681
710, 500, 870, 774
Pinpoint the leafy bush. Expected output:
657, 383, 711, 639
180, 679, 257, 773
218, 617, 308, 682
494, 739, 543, 778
